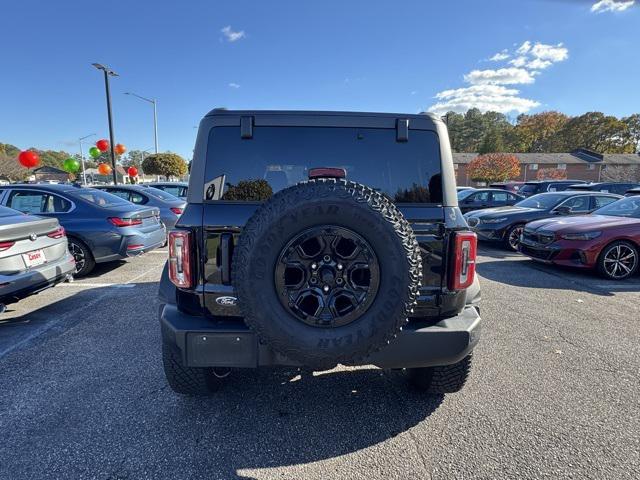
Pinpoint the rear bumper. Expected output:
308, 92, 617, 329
159, 303, 481, 369
94, 225, 166, 263
0, 251, 75, 305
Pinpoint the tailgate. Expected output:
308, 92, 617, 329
201, 203, 446, 319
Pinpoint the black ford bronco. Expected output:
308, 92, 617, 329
159, 110, 481, 395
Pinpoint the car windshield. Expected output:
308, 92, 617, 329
515, 193, 566, 210
72, 188, 130, 208
457, 189, 476, 200
594, 197, 640, 218
145, 187, 180, 201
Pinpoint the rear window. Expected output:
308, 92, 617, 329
146, 187, 180, 201
205, 126, 442, 203
520, 184, 541, 195
154, 185, 187, 197
73, 189, 129, 208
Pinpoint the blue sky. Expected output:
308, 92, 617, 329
1, 0, 639, 160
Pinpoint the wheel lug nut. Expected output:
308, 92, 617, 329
336, 278, 343, 285
311, 263, 317, 270
323, 285, 330, 293
323, 255, 331, 263
337, 264, 343, 270
310, 277, 318, 284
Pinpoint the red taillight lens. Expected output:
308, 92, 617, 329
108, 217, 142, 227
47, 226, 66, 239
0, 241, 15, 252
448, 232, 477, 291
170, 207, 183, 215
168, 230, 192, 288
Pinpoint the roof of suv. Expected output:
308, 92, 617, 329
523, 180, 586, 185
205, 108, 442, 122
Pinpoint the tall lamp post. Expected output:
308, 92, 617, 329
92, 63, 119, 185
124, 92, 158, 154
78, 133, 96, 185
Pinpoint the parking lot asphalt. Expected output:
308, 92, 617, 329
0, 245, 638, 480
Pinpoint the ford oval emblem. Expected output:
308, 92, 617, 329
216, 296, 238, 306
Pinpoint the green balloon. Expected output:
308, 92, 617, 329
89, 146, 101, 159
63, 158, 80, 173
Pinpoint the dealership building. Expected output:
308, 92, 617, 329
453, 149, 640, 186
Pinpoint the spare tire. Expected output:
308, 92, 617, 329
232, 178, 422, 368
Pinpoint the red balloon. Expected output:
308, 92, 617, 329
18, 150, 40, 169
127, 166, 138, 177
115, 143, 127, 155
97, 163, 112, 175
96, 139, 109, 152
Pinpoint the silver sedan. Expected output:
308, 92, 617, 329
0, 206, 75, 311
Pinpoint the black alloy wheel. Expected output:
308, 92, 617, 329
506, 224, 525, 251
67, 238, 95, 277
275, 226, 380, 328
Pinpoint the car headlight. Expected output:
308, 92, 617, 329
560, 231, 602, 240
481, 217, 508, 224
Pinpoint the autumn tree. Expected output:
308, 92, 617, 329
467, 153, 521, 183
142, 153, 188, 179
553, 112, 635, 153
536, 168, 568, 180
623, 114, 640, 152
509, 111, 569, 152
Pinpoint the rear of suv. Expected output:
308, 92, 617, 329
159, 110, 481, 395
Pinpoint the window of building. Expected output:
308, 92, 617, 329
454, 163, 459, 170
587, 163, 595, 170
529, 164, 538, 171
557, 163, 567, 170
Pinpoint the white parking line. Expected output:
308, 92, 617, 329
148, 250, 167, 254
58, 283, 136, 288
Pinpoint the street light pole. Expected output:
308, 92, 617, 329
124, 92, 158, 154
92, 63, 119, 185
78, 133, 96, 185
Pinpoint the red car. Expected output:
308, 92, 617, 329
519, 196, 640, 280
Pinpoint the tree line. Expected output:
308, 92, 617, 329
444, 109, 640, 155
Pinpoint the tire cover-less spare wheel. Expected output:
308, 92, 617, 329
232, 178, 422, 368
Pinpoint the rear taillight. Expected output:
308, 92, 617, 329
168, 230, 192, 288
47, 226, 66, 239
0, 241, 15, 252
170, 207, 184, 215
448, 231, 477, 291
109, 217, 142, 227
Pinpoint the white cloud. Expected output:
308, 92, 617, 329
591, 0, 635, 13
530, 43, 568, 62
527, 58, 553, 70
427, 39, 569, 115
428, 85, 540, 115
221, 25, 246, 42
464, 67, 535, 85
228, 83, 240, 89
516, 41, 532, 55
509, 56, 528, 67
489, 50, 510, 61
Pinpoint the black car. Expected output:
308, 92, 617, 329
464, 191, 621, 251
567, 182, 640, 196
457, 188, 523, 213
518, 180, 587, 197
158, 109, 481, 396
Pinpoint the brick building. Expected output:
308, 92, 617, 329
453, 149, 640, 186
